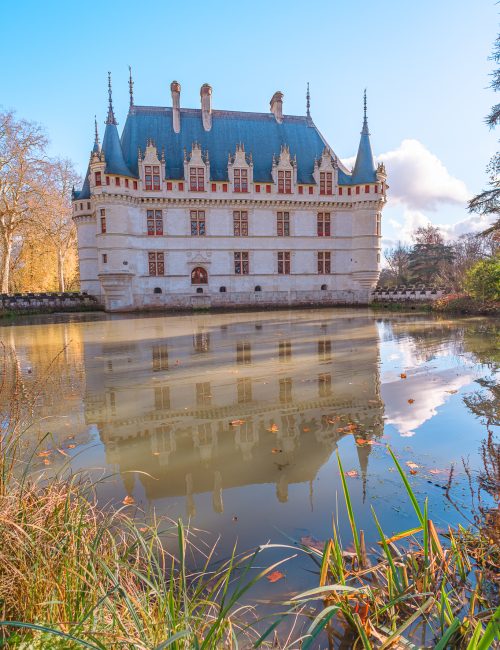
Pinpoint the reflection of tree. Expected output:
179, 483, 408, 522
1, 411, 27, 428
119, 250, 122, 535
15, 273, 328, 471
463, 378, 499, 544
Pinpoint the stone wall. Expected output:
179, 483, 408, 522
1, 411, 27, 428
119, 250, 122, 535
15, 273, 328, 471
371, 286, 451, 302
0, 292, 103, 313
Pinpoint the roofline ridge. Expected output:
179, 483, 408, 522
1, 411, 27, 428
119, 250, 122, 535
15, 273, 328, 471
130, 105, 311, 121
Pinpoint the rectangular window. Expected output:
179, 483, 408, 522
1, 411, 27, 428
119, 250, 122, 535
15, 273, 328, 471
102, 253, 107, 263
356, 186, 360, 195
167, 181, 172, 190
348, 187, 352, 196
318, 251, 331, 274
147, 209, 163, 236
133, 180, 138, 190
100, 213, 106, 233
115, 177, 120, 186
178, 181, 184, 191
196, 382, 212, 406
278, 170, 292, 194
237, 378, 252, 404
154, 386, 170, 410
190, 210, 206, 236
320, 171, 333, 195
298, 186, 303, 194
222, 183, 228, 192
255, 184, 261, 193
266, 184, 271, 193
236, 341, 251, 365
189, 167, 205, 191
95, 172, 102, 186
376, 213, 381, 236
365, 185, 370, 193
279, 377, 292, 403
317, 212, 331, 237
279, 340, 292, 362
152, 344, 168, 371
318, 373, 332, 397
145, 165, 161, 191
309, 186, 314, 195
233, 168, 248, 192
234, 251, 249, 274
277, 251, 291, 274
318, 339, 332, 361
339, 187, 343, 196
233, 210, 248, 236
211, 182, 216, 192
277, 211, 290, 236
148, 252, 165, 276
106, 176, 110, 186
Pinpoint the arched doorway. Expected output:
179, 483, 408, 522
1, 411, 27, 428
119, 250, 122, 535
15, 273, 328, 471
191, 267, 208, 285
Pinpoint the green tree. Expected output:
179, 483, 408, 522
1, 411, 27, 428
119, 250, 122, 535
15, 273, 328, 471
468, 35, 500, 239
407, 225, 454, 284
464, 256, 500, 302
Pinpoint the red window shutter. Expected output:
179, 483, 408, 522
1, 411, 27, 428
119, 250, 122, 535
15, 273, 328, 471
266, 184, 271, 193
365, 185, 369, 193
375, 185, 378, 193
339, 187, 343, 195
178, 182, 184, 191
222, 184, 228, 192
298, 186, 303, 194
106, 176, 110, 186
211, 183, 216, 192
356, 186, 360, 195
125, 179, 129, 188
255, 184, 260, 193
115, 177, 120, 186
95, 172, 101, 186
309, 186, 313, 195
167, 181, 172, 190
348, 187, 352, 196
133, 180, 138, 190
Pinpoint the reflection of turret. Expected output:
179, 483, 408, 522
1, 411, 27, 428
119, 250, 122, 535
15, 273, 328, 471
356, 441, 372, 502
276, 472, 289, 503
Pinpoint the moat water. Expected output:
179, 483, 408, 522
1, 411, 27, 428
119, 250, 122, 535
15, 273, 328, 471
0, 309, 498, 607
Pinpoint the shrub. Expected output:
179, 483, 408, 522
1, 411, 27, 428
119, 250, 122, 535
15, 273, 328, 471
464, 256, 500, 302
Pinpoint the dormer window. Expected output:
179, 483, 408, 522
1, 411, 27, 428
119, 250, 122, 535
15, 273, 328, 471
320, 172, 333, 195
278, 170, 292, 194
234, 169, 248, 192
189, 167, 205, 191
145, 165, 160, 191
95, 172, 102, 186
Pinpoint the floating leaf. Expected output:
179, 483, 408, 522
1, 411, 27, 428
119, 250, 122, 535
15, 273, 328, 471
43, 459, 50, 466
302, 427, 310, 432
355, 438, 373, 446
406, 461, 419, 470
345, 470, 359, 478
267, 570, 285, 583
122, 495, 135, 505
271, 448, 282, 454
429, 468, 446, 475
67, 444, 76, 449
37, 450, 52, 458
400, 373, 407, 379
410, 469, 418, 475
408, 398, 415, 404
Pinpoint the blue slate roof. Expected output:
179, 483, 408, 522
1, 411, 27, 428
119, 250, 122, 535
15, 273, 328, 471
75, 105, 377, 198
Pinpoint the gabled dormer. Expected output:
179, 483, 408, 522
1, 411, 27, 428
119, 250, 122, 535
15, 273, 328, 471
272, 144, 296, 194
228, 143, 253, 192
139, 140, 165, 191
184, 142, 209, 192
313, 147, 338, 195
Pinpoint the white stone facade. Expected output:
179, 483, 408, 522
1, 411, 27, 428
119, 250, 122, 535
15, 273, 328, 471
73, 84, 387, 311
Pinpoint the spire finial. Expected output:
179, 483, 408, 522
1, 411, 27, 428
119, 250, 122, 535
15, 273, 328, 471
94, 115, 99, 145
128, 65, 134, 110
361, 88, 369, 135
106, 71, 117, 125
306, 82, 311, 118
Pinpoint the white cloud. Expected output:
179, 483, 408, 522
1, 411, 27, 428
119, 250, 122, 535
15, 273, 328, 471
342, 139, 470, 212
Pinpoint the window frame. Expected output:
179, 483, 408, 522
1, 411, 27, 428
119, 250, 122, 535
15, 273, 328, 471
317, 212, 331, 237
277, 211, 290, 236
189, 166, 205, 192
319, 171, 333, 195
278, 169, 292, 194
147, 209, 164, 236
277, 251, 291, 275
148, 251, 165, 276
190, 210, 206, 236
318, 251, 331, 274
233, 210, 248, 236
234, 251, 249, 275
233, 168, 248, 193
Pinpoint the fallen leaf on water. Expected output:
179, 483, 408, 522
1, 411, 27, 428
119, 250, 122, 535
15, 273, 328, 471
345, 470, 359, 478
302, 427, 310, 432
122, 496, 135, 505
230, 419, 245, 426
406, 461, 419, 470
139, 527, 148, 533
400, 373, 407, 379
37, 450, 52, 458
410, 469, 418, 475
267, 424, 279, 433
271, 448, 282, 454
267, 571, 285, 583
67, 444, 76, 449
407, 399, 415, 404
429, 468, 446, 475
43, 459, 50, 465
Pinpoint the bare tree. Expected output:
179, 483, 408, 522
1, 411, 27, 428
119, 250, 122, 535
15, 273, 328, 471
37, 159, 80, 292
384, 241, 411, 285
0, 111, 47, 292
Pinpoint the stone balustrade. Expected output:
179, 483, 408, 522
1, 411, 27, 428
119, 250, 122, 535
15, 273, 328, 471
371, 286, 452, 302
0, 291, 103, 313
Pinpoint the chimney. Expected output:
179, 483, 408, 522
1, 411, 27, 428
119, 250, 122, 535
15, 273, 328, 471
171, 81, 181, 133
270, 91, 283, 123
200, 83, 212, 131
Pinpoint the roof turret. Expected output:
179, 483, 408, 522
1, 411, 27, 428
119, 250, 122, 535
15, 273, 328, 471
351, 90, 377, 184
92, 115, 100, 154
102, 72, 132, 176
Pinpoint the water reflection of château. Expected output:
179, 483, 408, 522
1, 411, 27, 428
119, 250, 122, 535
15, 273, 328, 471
82, 311, 384, 513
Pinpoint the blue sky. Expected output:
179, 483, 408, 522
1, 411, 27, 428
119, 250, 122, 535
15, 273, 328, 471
1, 0, 498, 245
